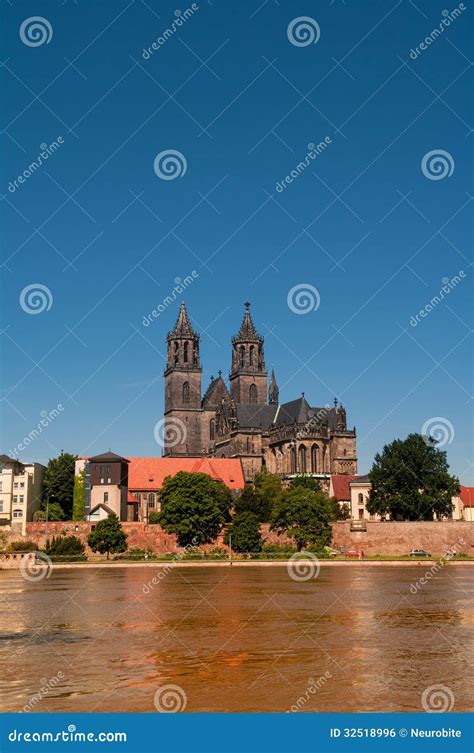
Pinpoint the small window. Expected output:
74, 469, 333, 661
358, 509, 364, 520
19, 495, 24, 504
184, 342, 189, 363
100, 478, 104, 484
183, 381, 190, 403
104, 492, 109, 502
209, 419, 215, 441
13, 509, 23, 518
249, 384, 257, 404
20, 482, 25, 488
13, 496, 18, 503
358, 493, 364, 505
0, 501, 3, 512
14, 482, 18, 489
100, 465, 103, 473
107, 478, 111, 484
148, 493, 155, 509
107, 466, 111, 474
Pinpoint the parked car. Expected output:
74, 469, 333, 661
409, 549, 431, 557
344, 550, 359, 558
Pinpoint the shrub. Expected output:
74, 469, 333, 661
224, 512, 262, 553
44, 535, 85, 557
8, 540, 38, 552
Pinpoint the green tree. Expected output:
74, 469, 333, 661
73, 468, 85, 521
234, 470, 282, 522
33, 501, 65, 521
290, 475, 321, 493
45, 535, 85, 557
87, 513, 127, 559
224, 512, 262, 553
366, 433, 459, 521
157, 471, 232, 547
328, 497, 350, 521
43, 452, 77, 519
270, 486, 332, 551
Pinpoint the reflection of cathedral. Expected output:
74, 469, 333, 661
164, 302, 357, 483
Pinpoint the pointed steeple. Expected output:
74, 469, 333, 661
268, 368, 279, 405
168, 302, 197, 339
233, 302, 263, 344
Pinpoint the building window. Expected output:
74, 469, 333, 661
100, 465, 103, 474
311, 444, 318, 473
0, 482, 2, 492
13, 509, 23, 518
358, 493, 364, 505
290, 447, 297, 474
19, 482, 25, 488
19, 496, 24, 504
148, 493, 155, 509
0, 501, 3, 512
104, 492, 109, 502
100, 478, 104, 484
182, 381, 190, 404
107, 478, 111, 484
249, 384, 257, 404
14, 482, 18, 489
249, 346, 254, 367
209, 419, 215, 441
183, 342, 189, 363
358, 509, 364, 520
13, 496, 18, 504
239, 346, 245, 368
299, 445, 307, 473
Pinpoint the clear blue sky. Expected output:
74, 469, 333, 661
1, 0, 473, 481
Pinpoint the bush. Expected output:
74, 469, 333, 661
126, 547, 153, 560
204, 547, 227, 559
8, 540, 38, 552
224, 512, 262, 553
44, 535, 85, 557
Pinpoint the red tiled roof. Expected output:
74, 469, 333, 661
127, 492, 139, 503
127, 457, 245, 491
460, 486, 474, 507
331, 475, 358, 501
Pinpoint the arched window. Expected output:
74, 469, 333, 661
148, 493, 155, 509
239, 346, 245, 368
311, 444, 318, 473
249, 384, 257, 404
182, 381, 190, 403
173, 342, 179, 365
249, 346, 254, 367
183, 342, 188, 363
209, 419, 215, 441
290, 446, 297, 474
246, 437, 251, 452
358, 493, 364, 505
299, 445, 307, 473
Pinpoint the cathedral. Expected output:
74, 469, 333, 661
163, 302, 357, 484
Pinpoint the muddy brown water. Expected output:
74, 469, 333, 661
1, 564, 472, 712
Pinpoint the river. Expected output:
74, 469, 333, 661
1, 564, 472, 712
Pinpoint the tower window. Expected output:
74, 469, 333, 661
183, 342, 188, 363
182, 381, 190, 403
290, 447, 297, 474
249, 384, 257, 403
239, 346, 245, 368
311, 444, 318, 473
210, 419, 215, 441
249, 346, 254, 367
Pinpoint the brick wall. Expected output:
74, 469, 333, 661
332, 520, 474, 556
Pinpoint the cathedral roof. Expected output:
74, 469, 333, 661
88, 451, 130, 463
168, 302, 198, 339
235, 403, 278, 429
273, 398, 341, 429
232, 302, 263, 343
202, 372, 230, 409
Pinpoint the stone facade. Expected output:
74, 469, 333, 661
164, 302, 357, 483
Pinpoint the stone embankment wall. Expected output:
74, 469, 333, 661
332, 520, 473, 556
1, 520, 472, 556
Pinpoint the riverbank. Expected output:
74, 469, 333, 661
3, 558, 473, 570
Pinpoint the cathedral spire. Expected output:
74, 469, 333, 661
268, 368, 279, 405
233, 302, 263, 344
168, 302, 197, 339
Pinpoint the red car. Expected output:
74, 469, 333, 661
344, 550, 359, 558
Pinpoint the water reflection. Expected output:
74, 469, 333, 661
1, 565, 472, 712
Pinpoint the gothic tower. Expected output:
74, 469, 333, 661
229, 303, 267, 405
164, 303, 203, 456
268, 369, 279, 405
